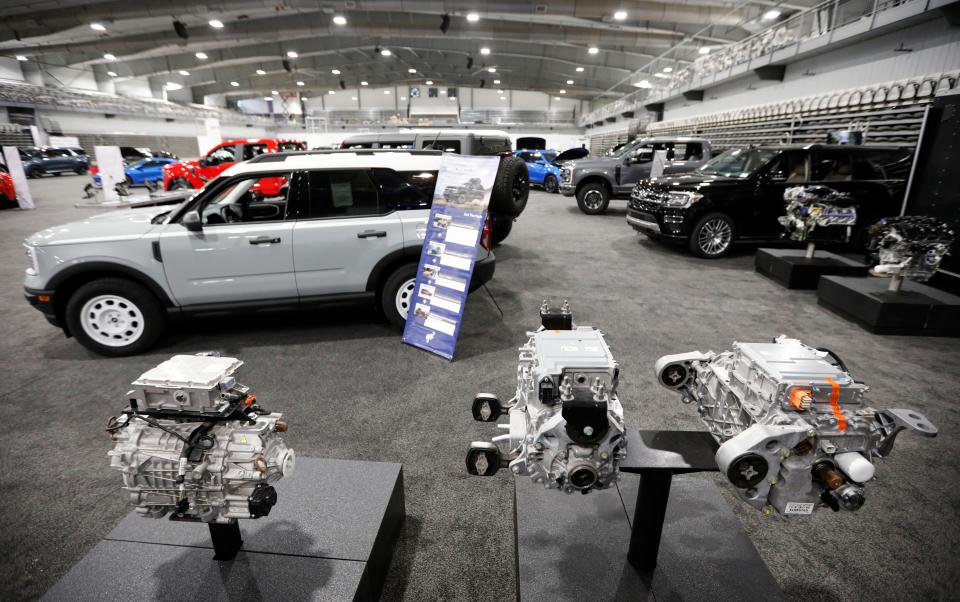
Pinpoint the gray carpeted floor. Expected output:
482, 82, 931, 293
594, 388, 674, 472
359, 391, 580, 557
1, 176, 958, 601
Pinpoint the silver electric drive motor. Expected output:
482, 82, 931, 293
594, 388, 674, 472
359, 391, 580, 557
107, 354, 295, 523
778, 185, 857, 242
467, 301, 627, 494
655, 336, 937, 516
867, 216, 955, 282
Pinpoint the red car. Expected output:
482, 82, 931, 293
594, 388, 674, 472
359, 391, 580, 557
0, 165, 16, 208
162, 138, 306, 195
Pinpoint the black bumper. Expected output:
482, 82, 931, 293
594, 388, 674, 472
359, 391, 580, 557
24, 287, 62, 327
469, 252, 496, 292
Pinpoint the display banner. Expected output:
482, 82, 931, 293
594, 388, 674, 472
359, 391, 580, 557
402, 154, 500, 360
94, 146, 126, 203
650, 149, 668, 179
2, 146, 34, 209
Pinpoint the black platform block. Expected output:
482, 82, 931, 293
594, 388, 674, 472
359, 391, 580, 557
818, 275, 960, 336
43, 458, 404, 602
755, 248, 867, 289
515, 476, 782, 601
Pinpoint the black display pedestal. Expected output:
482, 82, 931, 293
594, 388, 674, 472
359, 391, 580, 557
42, 458, 405, 602
818, 275, 960, 336
755, 247, 867, 289
514, 430, 782, 601
208, 521, 243, 560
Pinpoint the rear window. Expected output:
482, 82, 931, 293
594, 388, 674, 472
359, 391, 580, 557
372, 168, 432, 209
422, 139, 462, 153
379, 141, 414, 149
475, 136, 511, 155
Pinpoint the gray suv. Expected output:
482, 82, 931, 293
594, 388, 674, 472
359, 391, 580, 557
23, 150, 498, 356
559, 137, 712, 214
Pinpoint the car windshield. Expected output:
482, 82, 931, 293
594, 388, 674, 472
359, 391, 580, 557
608, 140, 642, 158
541, 152, 557, 163
698, 148, 779, 178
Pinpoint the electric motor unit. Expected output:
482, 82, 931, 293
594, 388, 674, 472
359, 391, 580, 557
867, 216, 955, 282
107, 354, 294, 523
655, 336, 937, 515
467, 301, 627, 493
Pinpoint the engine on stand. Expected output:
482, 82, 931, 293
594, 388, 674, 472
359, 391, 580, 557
655, 336, 937, 516
107, 354, 295, 524
867, 216, 955, 285
466, 301, 627, 494
778, 185, 858, 252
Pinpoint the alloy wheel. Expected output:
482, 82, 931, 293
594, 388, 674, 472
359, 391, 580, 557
698, 218, 733, 256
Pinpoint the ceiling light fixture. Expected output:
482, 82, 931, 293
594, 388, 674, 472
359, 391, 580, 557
106, 71, 117, 77
384, 89, 391, 94
402, 96, 408, 100
296, 80, 305, 86
654, 72, 670, 79
332, 69, 341, 74
195, 52, 208, 59
287, 50, 298, 58
380, 49, 391, 56
209, 19, 224, 29
588, 46, 599, 54
229, 81, 239, 87
425, 80, 434, 85
271, 90, 278, 94
699, 46, 711, 55
90, 23, 106, 32
487, 67, 496, 73
613, 10, 627, 21
633, 79, 652, 88
575, 66, 584, 72
328, 90, 335, 94
408, 68, 417, 73
493, 79, 500, 84
662, 67, 673, 73
165, 82, 182, 90
302, 96, 308, 100
264, 96, 272, 101
352, 96, 358, 100
497, 89, 503, 94
361, 81, 369, 86
762, 9, 781, 20
332, 15, 347, 25
554, 96, 561, 100
103, 53, 116, 60
467, 12, 480, 22
256, 69, 266, 75
499, 96, 506, 100
179, 69, 190, 75
16, 55, 27, 61
480, 47, 490, 55
566, 79, 574, 84
560, 89, 566, 94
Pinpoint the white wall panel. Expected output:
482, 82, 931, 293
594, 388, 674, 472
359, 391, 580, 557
0, 57, 24, 82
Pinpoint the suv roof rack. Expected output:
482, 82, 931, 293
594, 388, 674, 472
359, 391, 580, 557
247, 148, 444, 163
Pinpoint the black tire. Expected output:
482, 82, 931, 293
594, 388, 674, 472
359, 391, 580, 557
576, 182, 610, 215
64, 278, 166, 356
75, 166, 88, 175
28, 167, 42, 179
490, 214, 513, 246
126, 175, 134, 188
380, 263, 418, 330
543, 174, 558, 193
688, 212, 736, 258
53, 171, 61, 177
169, 178, 191, 191
490, 156, 529, 217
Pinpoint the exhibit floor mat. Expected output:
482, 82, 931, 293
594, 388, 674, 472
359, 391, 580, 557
515, 475, 782, 601
41, 458, 404, 602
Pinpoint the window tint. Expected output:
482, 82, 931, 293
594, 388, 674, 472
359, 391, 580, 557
811, 152, 853, 182
198, 173, 292, 225
208, 146, 237, 164
422, 139, 461, 153
398, 170, 438, 200
371, 168, 431, 209
43, 148, 70, 157
859, 149, 912, 179
243, 144, 269, 160
379, 141, 414, 149
518, 152, 537, 163
476, 137, 511, 155
767, 152, 809, 182
303, 170, 381, 218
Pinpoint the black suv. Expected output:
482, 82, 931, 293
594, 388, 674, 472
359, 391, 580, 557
627, 144, 912, 258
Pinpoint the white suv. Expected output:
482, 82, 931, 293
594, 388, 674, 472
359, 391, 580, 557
23, 150, 501, 356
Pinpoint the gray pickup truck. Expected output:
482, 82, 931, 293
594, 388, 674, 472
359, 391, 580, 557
559, 137, 712, 214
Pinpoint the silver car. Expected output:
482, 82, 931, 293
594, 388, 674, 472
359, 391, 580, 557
23, 150, 496, 356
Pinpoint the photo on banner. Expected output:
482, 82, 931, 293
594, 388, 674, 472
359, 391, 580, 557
402, 154, 500, 359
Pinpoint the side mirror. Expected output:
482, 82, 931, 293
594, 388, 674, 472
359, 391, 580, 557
183, 210, 203, 232
198, 157, 210, 167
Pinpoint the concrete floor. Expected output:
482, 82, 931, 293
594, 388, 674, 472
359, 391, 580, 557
1, 175, 958, 601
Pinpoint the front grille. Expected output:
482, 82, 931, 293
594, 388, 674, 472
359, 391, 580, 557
628, 210, 657, 223
629, 187, 668, 209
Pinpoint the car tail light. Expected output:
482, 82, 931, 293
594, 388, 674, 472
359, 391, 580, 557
480, 215, 492, 251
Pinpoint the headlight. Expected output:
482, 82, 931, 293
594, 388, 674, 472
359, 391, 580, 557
664, 191, 703, 208
24, 244, 38, 276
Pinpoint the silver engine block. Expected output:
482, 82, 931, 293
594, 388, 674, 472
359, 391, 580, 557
778, 185, 857, 242
655, 336, 936, 515
867, 216, 955, 282
467, 302, 626, 493
107, 354, 295, 523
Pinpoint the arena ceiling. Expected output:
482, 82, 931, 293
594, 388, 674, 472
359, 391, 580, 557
1, 0, 820, 101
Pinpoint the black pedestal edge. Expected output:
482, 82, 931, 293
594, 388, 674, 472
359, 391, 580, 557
208, 522, 243, 560
355, 467, 406, 602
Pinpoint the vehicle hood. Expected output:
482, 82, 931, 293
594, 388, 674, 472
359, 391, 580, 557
26, 207, 166, 247
564, 157, 617, 172
640, 172, 746, 192
554, 147, 589, 163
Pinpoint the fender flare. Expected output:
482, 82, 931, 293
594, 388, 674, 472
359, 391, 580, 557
47, 261, 176, 308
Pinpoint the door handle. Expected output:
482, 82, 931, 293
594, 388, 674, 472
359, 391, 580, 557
249, 236, 281, 245
357, 230, 387, 239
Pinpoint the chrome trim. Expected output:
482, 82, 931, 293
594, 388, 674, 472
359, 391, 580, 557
626, 214, 661, 232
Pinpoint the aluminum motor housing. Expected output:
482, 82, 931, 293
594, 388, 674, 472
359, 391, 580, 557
108, 355, 294, 523
778, 185, 857, 242
867, 216, 955, 281
655, 336, 936, 515
468, 302, 626, 493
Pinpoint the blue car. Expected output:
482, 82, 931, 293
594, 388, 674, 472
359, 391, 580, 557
93, 157, 177, 187
514, 149, 563, 193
